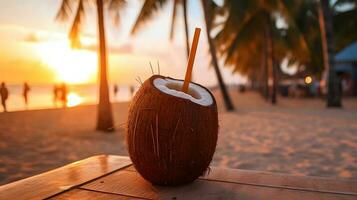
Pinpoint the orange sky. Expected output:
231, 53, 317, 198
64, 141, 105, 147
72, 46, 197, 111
0, 0, 244, 86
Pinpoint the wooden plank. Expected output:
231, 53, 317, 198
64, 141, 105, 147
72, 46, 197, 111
50, 189, 143, 200
0, 155, 132, 200
82, 171, 159, 199
123, 165, 357, 195
200, 167, 357, 194
82, 170, 357, 200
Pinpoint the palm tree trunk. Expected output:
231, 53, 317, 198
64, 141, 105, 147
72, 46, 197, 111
96, 0, 114, 131
271, 60, 278, 104
319, 0, 342, 107
264, 13, 276, 105
201, 0, 235, 111
260, 43, 269, 100
182, 0, 190, 58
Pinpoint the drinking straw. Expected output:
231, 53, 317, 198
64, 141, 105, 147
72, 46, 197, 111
182, 27, 201, 93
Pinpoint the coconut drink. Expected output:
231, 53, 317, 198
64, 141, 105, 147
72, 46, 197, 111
126, 28, 218, 185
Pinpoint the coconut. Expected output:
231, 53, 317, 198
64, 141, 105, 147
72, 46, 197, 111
126, 75, 218, 185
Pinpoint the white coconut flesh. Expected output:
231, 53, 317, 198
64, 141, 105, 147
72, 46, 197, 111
153, 77, 213, 106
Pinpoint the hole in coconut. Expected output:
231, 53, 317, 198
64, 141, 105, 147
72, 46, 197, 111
165, 82, 201, 100
153, 78, 213, 106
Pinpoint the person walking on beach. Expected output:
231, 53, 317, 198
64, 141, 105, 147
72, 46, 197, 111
53, 84, 59, 107
113, 84, 119, 101
0, 82, 9, 112
60, 83, 68, 108
23, 82, 30, 108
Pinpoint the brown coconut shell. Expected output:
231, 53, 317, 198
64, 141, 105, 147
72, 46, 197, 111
126, 75, 218, 185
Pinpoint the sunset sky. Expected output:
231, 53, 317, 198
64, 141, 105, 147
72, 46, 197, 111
0, 0, 244, 86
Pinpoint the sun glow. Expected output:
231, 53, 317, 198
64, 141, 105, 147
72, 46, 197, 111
67, 92, 83, 107
35, 40, 97, 84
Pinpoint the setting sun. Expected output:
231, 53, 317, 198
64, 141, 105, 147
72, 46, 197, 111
35, 40, 97, 84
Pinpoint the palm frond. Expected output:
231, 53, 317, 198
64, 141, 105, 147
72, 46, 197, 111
131, 0, 169, 35
333, 7, 357, 51
169, 0, 179, 40
69, 0, 85, 49
215, 0, 318, 76
215, 0, 260, 50
204, 0, 219, 29
225, 12, 262, 62
108, 0, 126, 26
277, 0, 310, 56
55, 0, 73, 21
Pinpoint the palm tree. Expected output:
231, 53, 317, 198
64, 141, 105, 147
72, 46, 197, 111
131, 0, 235, 111
56, 0, 126, 131
286, 0, 356, 108
291, 0, 356, 107
201, 0, 235, 110
320, 0, 342, 107
215, 0, 309, 105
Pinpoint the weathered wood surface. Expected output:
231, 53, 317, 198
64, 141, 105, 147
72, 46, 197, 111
0, 155, 132, 200
1, 155, 357, 200
124, 165, 357, 193
81, 167, 357, 200
51, 189, 140, 200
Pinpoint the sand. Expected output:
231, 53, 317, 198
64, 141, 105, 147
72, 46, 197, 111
0, 90, 357, 185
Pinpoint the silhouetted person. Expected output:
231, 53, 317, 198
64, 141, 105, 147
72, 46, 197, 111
53, 84, 59, 107
23, 82, 30, 108
60, 83, 68, 108
0, 82, 9, 112
113, 84, 119, 100
130, 85, 135, 98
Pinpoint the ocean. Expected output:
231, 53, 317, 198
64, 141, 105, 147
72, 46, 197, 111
2, 84, 135, 112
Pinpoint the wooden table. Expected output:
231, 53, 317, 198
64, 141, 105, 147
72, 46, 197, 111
0, 155, 356, 200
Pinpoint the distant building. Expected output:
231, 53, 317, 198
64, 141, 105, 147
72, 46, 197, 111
335, 41, 357, 96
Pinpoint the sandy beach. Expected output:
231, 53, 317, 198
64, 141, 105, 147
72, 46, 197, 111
1, 90, 357, 185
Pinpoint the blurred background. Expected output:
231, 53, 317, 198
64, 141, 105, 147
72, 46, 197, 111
0, 0, 356, 185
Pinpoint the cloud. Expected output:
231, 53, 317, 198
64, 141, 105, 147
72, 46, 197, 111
23, 33, 42, 43
22, 30, 132, 54
22, 31, 61, 43
80, 43, 133, 54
